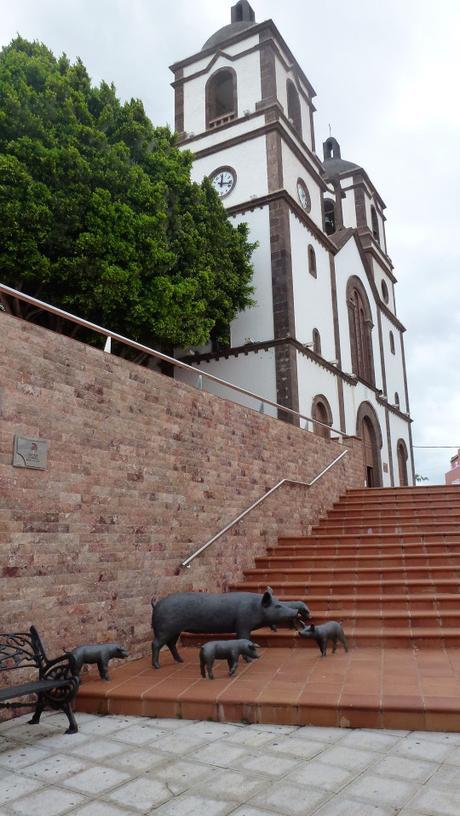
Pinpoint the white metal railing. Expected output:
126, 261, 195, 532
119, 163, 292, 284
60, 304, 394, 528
0, 283, 347, 438
180, 449, 349, 568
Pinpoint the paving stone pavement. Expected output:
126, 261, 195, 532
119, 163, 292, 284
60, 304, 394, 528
1, 712, 460, 815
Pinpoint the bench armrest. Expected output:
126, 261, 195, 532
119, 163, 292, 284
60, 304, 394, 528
40, 652, 78, 683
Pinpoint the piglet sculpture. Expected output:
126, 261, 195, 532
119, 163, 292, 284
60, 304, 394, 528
69, 643, 128, 680
200, 639, 260, 679
299, 622, 349, 657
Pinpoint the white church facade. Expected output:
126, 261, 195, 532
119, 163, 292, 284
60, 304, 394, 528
170, 0, 414, 488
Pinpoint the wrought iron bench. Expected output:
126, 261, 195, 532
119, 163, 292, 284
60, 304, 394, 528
0, 626, 79, 733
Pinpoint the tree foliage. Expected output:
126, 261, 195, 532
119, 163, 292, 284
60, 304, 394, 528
0, 37, 255, 349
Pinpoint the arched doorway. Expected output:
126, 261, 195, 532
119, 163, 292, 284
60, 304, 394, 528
397, 439, 409, 486
356, 402, 382, 487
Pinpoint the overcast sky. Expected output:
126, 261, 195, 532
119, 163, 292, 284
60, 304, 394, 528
2, 0, 459, 483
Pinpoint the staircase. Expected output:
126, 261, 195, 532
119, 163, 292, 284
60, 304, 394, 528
77, 484, 460, 730
230, 485, 460, 648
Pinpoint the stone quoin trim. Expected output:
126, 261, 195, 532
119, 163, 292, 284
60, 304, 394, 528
269, 198, 299, 422
266, 130, 283, 192
259, 30, 277, 104
384, 407, 395, 486
174, 67, 184, 134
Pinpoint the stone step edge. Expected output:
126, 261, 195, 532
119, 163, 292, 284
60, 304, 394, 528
257, 552, 460, 563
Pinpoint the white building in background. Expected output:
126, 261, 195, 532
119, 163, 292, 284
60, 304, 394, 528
170, 0, 414, 487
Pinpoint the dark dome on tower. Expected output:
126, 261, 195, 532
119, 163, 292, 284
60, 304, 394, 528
202, 0, 256, 51
322, 137, 361, 179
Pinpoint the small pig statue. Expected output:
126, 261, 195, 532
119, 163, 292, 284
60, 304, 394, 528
200, 639, 260, 679
69, 643, 128, 680
299, 622, 349, 657
151, 588, 297, 668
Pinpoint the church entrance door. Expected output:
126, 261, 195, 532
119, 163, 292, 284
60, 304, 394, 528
362, 417, 379, 487
397, 441, 408, 486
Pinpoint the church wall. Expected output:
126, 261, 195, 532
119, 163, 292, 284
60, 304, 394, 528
371, 258, 396, 312
289, 212, 336, 359
228, 208, 274, 344
183, 49, 262, 134
184, 113, 266, 151
281, 143, 323, 228
341, 187, 357, 229
190, 134, 268, 202
296, 355, 341, 433
0, 313, 364, 659
176, 348, 278, 417
380, 313, 407, 412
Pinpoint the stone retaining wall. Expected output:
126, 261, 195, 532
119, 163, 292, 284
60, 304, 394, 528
0, 313, 363, 659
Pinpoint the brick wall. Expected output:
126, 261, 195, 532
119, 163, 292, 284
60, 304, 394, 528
0, 313, 363, 660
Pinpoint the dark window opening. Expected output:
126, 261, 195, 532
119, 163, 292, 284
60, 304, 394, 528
394, 392, 400, 408
324, 198, 336, 235
371, 205, 380, 244
210, 324, 231, 352
308, 245, 317, 278
312, 328, 321, 355
286, 79, 302, 137
206, 69, 237, 129
389, 331, 395, 354
381, 279, 389, 303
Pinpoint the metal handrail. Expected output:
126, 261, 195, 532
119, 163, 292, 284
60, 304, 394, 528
0, 283, 345, 437
180, 449, 349, 568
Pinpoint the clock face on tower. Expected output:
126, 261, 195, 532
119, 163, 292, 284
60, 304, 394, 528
210, 166, 237, 198
297, 178, 311, 213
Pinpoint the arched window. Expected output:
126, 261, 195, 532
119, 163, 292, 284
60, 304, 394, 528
311, 394, 332, 439
371, 205, 380, 244
381, 279, 389, 303
347, 277, 375, 385
389, 331, 395, 354
394, 392, 400, 408
324, 198, 336, 235
312, 328, 321, 355
206, 68, 237, 129
308, 245, 317, 278
286, 79, 302, 137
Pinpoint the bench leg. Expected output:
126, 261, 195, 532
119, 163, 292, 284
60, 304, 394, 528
28, 695, 45, 726
63, 702, 78, 734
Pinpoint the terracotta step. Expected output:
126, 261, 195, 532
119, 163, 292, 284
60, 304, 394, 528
311, 521, 460, 535
255, 552, 460, 569
327, 506, 460, 518
277, 592, 460, 611
346, 485, 460, 495
303, 609, 460, 628
278, 532, 460, 546
181, 626, 460, 649
269, 540, 460, 556
244, 565, 460, 582
231, 578, 460, 594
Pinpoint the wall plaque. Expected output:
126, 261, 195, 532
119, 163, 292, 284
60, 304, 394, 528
12, 435, 48, 470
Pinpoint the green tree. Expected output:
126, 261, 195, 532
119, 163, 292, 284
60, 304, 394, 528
0, 37, 255, 350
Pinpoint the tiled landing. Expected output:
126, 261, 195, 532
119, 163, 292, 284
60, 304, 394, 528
76, 645, 460, 732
